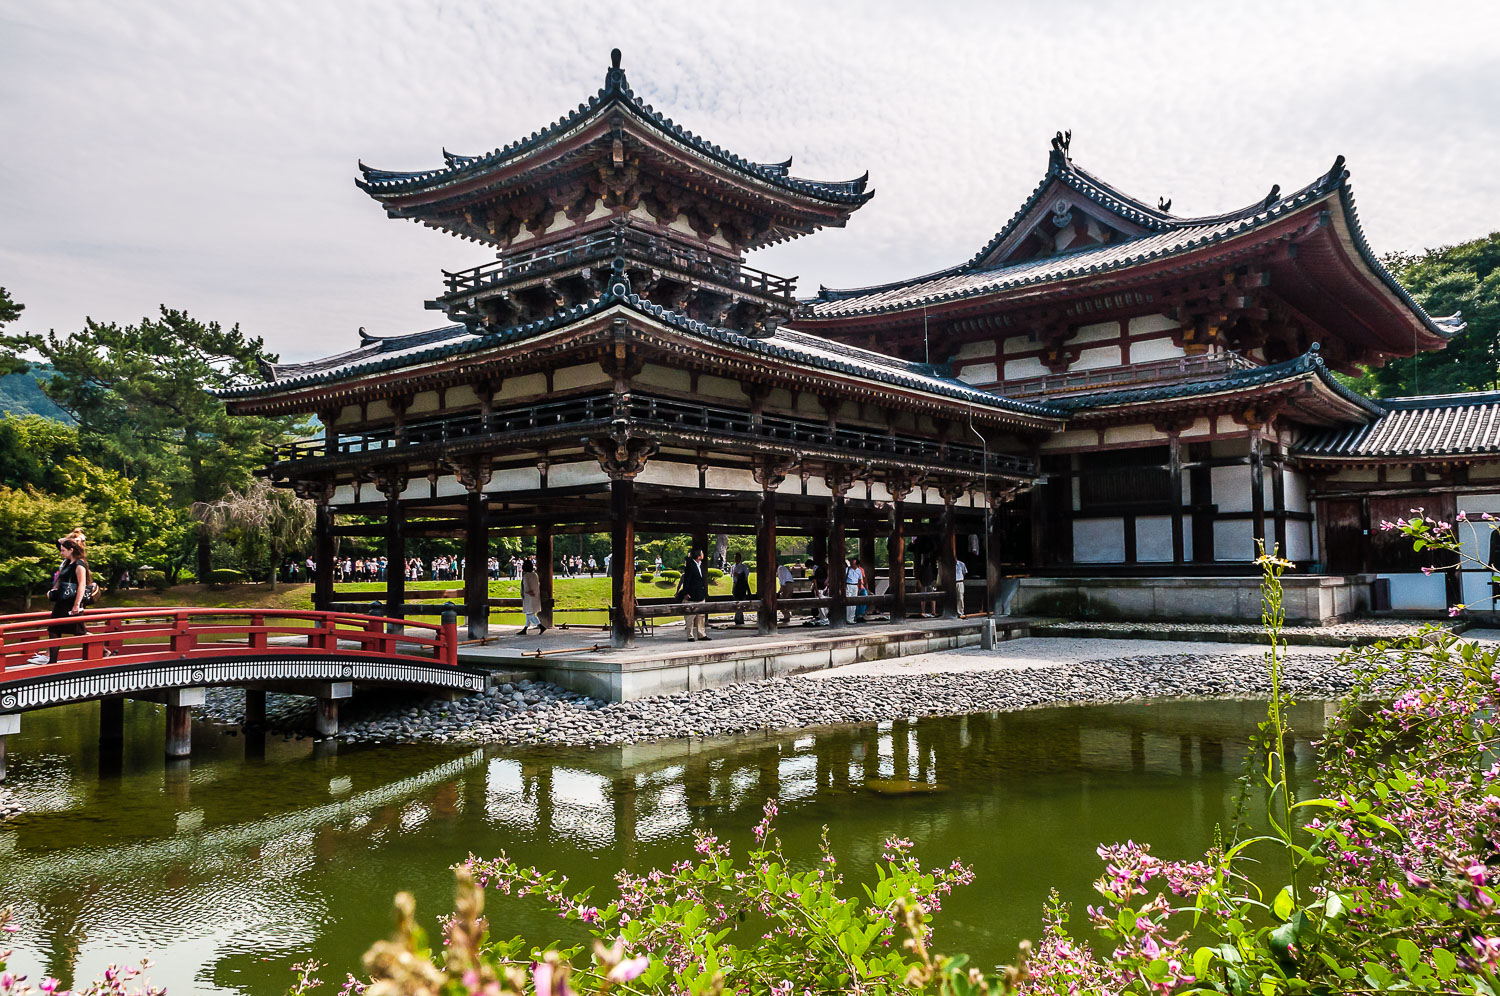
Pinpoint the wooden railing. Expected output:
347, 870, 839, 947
270, 392, 1034, 477
1000, 351, 1257, 399
440, 226, 797, 301
0, 608, 459, 682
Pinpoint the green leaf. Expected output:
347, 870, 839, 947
1192, 945, 1216, 979
1272, 886, 1295, 921
1433, 947, 1457, 978
1397, 938, 1420, 972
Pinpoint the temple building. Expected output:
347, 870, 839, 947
222, 51, 1499, 675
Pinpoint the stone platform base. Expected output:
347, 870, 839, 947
1012, 574, 1375, 625
459, 616, 1023, 701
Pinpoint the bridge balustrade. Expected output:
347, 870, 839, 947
0, 607, 459, 683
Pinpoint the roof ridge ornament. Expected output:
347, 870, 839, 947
1263, 184, 1281, 210
605, 48, 626, 91
1158, 196, 1172, 213
1049, 129, 1072, 169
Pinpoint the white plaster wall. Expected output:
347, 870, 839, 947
366, 399, 395, 421
956, 339, 997, 359
1073, 321, 1119, 344
1130, 338, 1186, 362
499, 373, 546, 400
1214, 520, 1256, 561
870, 481, 893, 502
1211, 465, 1254, 513
331, 484, 358, 505
1003, 335, 1036, 354
485, 467, 541, 494
548, 462, 610, 488
1472, 461, 1500, 480
1286, 520, 1313, 564
333, 404, 362, 427
776, 476, 802, 496
1381, 573, 1448, 611
698, 374, 742, 400
1458, 494, 1500, 610
1103, 424, 1162, 445
1285, 468, 1311, 513
705, 467, 759, 492
446, 385, 479, 409
1328, 467, 1379, 484
1040, 429, 1097, 450
959, 362, 997, 384
434, 474, 467, 498
635, 461, 699, 488
805, 477, 833, 497
399, 478, 428, 501
1073, 519, 1126, 563
1136, 516, 1174, 562
555, 362, 606, 391
1004, 356, 1047, 379
635, 365, 693, 393
1129, 314, 1178, 335
1180, 417, 1213, 438
1073, 346, 1119, 371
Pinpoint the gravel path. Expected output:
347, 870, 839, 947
196, 637, 1371, 748
1032, 618, 1449, 644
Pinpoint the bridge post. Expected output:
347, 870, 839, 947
386, 492, 406, 630
314, 681, 352, 737
244, 689, 267, 729
99, 697, 125, 745
0, 713, 17, 782
164, 687, 205, 759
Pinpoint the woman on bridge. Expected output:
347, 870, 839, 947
519, 558, 547, 636
29, 532, 95, 665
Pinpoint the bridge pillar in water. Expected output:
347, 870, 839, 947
99, 697, 125, 746
314, 682, 353, 737
164, 687, 205, 759
0, 712, 17, 782
244, 689, 267, 729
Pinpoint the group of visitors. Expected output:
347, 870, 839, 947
557, 555, 598, 577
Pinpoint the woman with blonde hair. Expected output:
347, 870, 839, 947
30, 530, 97, 664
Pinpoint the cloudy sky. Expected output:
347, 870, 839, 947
3, 0, 1498, 363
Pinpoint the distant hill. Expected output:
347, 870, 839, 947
0, 366, 73, 422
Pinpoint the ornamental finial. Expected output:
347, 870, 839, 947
611, 48, 621, 70
1048, 129, 1072, 168
1158, 196, 1172, 213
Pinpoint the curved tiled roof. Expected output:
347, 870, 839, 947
1297, 390, 1500, 459
356, 52, 871, 208
1048, 347, 1385, 417
221, 287, 1057, 420
802, 152, 1463, 346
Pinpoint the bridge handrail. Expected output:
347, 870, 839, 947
0, 607, 459, 684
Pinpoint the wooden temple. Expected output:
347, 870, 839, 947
223, 52, 1049, 650
224, 53, 1499, 641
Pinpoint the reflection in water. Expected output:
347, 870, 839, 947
0, 697, 1325, 994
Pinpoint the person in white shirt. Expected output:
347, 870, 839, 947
844, 557, 861, 624
776, 561, 795, 624
954, 557, 968, 615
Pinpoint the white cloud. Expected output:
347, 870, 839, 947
2, 0, 1497, 362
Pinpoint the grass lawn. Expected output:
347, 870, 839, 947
97, 575, 740, 627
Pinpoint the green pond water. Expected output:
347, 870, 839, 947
0, 696, 1326, 994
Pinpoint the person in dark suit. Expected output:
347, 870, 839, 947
682, 547, 710, 641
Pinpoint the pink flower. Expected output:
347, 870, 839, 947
1139, 934, 1161, 958
1467, 863, 1488, 886
1422, 566, 1434, 576
1449, 604, 1466, 618
606, 956, 650, 984
1379, 520, 1395, 531
1482, 511, 1494, 521
1457, 510, 1468, 521
39, 980, 60, 995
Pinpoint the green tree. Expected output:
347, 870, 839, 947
0, 414, 185, 604
1364, 232, 1500, 397
30, 307, 299, 582
0, 286, 27, 377
194, 476, 314, 589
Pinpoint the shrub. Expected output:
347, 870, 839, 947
705, 567, 724, 582
659, 569, 680, 581
637, 572, 653, 582
140, 569, 169, 591
209, 567, 248, 584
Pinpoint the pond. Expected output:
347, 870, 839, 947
0, 696, 1327, 994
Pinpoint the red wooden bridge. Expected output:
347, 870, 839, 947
0, 606, 486, 778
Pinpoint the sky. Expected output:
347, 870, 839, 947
2, 0, 1498, 364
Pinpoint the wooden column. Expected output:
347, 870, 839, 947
610, 478, 636, 648
1271, 447, 1288, 558
1168, 432, 1186, 565
938, 499, 959, 618
986, 493, 1006, 616
464, 492, 490, 639
889, 498, 907, 621
827, 485, 848, 627
314, 503, 334, 611
385, 493, 405, 620
756, 488, 778, 635
536, 525, 554, 629
1029, 452, 1048, 569
1250, 430, 1267, 555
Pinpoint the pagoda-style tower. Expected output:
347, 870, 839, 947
357, 50, 872, 336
